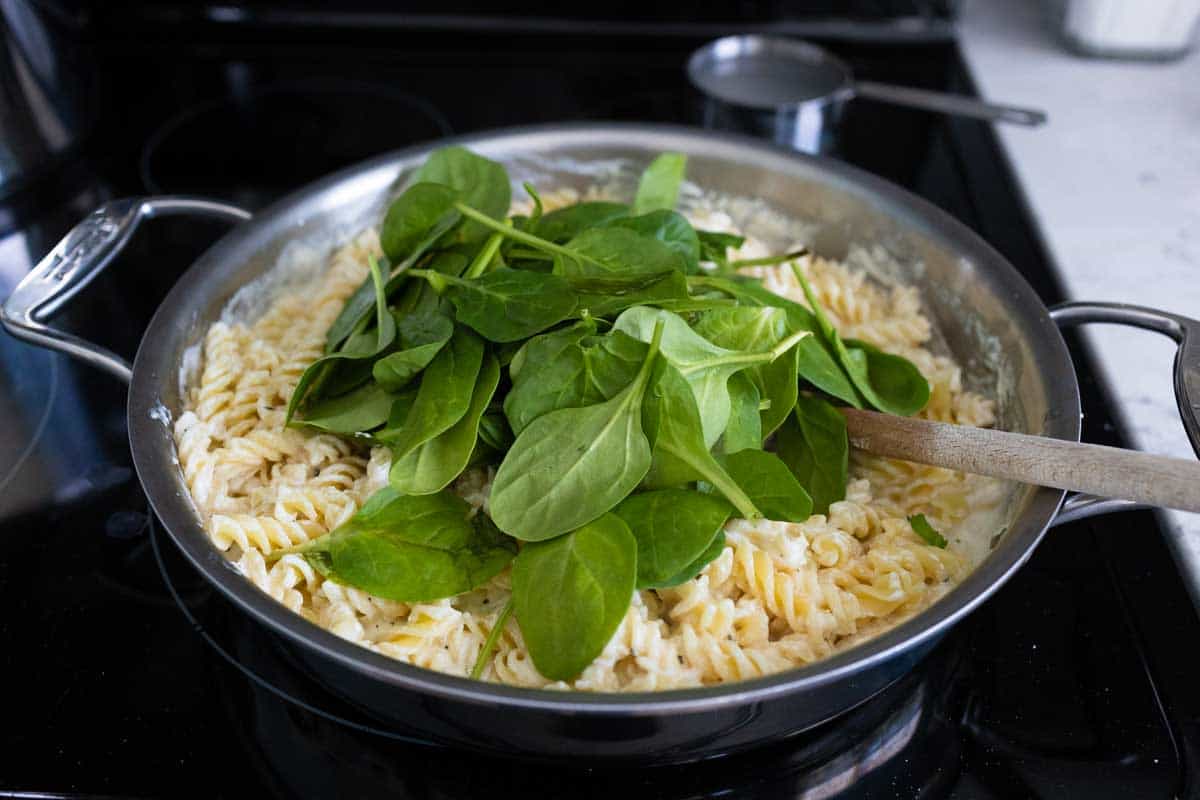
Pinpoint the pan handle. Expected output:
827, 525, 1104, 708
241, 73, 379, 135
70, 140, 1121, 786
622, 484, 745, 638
1048, 301, 1200, 526
852, 81, 1048, 127
0, 196, 252, 385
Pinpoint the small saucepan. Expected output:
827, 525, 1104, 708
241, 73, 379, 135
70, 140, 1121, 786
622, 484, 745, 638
688, 35, 1047, 154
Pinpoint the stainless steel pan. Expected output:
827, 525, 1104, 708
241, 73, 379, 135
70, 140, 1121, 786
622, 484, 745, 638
5, 124, 1197, 762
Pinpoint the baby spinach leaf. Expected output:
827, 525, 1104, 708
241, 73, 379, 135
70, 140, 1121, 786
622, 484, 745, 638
757, 347, 800, 439
274, 488, 516, 602
791, 264, 927, 416
376, 327, 484, 460
380, 182, 460, 262
692, 304, 790, 352
410, 267, 577, 343
697, 230, 745, 251
503, 323, 604, 435
689, 274, 863, 408
686, 274, 790, 308
633, 152, 686, 215
506, 317, 594, 381
391, 248, 470, 319
647, 297, 739, 314
723, 449, 813, 523
489, 323, 662, 541
567, 269, 689, 318
775, 394, 848, 515
844, 338, 931, 418
371, 311, 455, 392
390, 352, 500, 495
506, 328, 649, 438
511, 513, 637, 681
478, 409, 514, 453
614, 306, 807, 448
790, 337, 862, 408
660, 530, 726, 586
291, 380, 394, 434
696, 230, 745, 271
641, 360, 761, 521
559, 226, 688, 278
693, 305, 798, 437
288, 255, 396, 422
563, 270, 674, 296
580, 330, 652, 396
325, 211, 461, 353
722, 372, 763, 453
602, 210, 700, 273
451, 200, 667, 291
315, 351, 376, 401
909, 514, 948, 548
383, 388, 417, 436
492, 339, 524, 368
397, 307, 455, 347
613, 489, 731, 589
414, 146, 511, 242
534, 201, 629, 243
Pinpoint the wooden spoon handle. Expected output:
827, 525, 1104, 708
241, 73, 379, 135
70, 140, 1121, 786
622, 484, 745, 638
842, 408, 1200, 514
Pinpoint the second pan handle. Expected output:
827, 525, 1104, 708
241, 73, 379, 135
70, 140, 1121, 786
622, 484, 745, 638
0, 196, 252, 384
853, 81, 1048, 127
1048, 300, 1200, 523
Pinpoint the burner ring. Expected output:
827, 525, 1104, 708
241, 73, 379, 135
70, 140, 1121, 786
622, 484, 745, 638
0, 344, 59, 503
138, 79, 453, 209
149, 510, 446, 748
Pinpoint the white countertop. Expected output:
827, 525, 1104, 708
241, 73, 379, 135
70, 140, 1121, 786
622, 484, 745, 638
959, 0, 1200, 601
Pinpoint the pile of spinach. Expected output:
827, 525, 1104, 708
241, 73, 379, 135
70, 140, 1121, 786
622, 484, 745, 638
270, 147, 932, 681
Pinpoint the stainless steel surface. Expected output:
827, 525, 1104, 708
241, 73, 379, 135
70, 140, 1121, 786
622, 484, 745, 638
1049, 300, 1200, 610
853, 80, 1047, 125
12, 122, 1178, 758
687, 35, 1045, 154
127, 124, 1071, 715
0, 197, 252, 384
1050, 301, 1200, 457
1052, 494, 1143, 525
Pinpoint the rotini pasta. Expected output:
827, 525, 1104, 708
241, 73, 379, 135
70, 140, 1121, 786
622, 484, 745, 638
173, 196, 1000, 692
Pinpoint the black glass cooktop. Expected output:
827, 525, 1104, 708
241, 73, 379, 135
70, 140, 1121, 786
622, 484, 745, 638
2, 12, 1199, 800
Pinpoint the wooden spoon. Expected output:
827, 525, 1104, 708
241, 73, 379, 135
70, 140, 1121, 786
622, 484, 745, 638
841, 408, 1200, 514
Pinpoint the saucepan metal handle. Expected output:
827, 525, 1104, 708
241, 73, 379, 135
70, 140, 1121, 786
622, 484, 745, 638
0, 196, 252, 386
853, 81, 1048, 127
1049, 301, 1200, 525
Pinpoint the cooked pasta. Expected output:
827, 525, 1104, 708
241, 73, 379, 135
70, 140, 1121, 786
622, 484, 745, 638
173, 192, 999, 692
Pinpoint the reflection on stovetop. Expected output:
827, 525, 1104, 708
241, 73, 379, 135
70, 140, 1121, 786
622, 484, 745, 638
148, 502, 1183, 799
1, 16, 1199, 800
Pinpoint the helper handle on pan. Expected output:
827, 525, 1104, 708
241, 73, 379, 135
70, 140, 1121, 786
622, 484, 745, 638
853, 81, 1048, 127
0, 197, 253, 386
1049, 301, 1200, 525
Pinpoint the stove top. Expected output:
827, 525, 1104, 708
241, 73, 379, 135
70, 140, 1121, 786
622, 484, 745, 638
2, 11, 1199, 799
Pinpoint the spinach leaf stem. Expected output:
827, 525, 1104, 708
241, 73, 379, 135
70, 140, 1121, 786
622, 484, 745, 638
465, 228, 507, 279
455, 203, 578, 259
470, 597, 514, 679
728, 248, 810, 269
